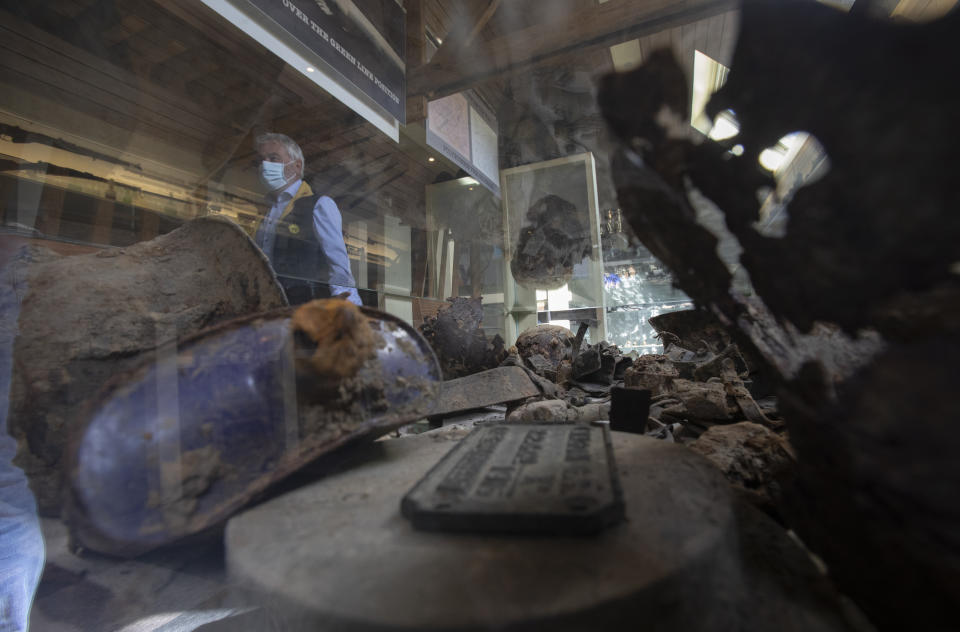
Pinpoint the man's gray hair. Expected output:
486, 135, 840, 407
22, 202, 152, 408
255, 132, 305, 178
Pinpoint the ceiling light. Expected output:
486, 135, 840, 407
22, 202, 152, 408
730, 144, 744, 156
759, 148, 787, 172
427, 156, 435, 162
758, 131, 815, 174
817, 0, 855, 12
708, 110, 739, 141
779, 131, 806, 153
691, 50, 730, 135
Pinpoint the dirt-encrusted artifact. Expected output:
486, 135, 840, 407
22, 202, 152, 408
689, 422, 796, 521
65, 304, 441, 556
624, 332, 777, 440
419, 297, 506, 379
505, 399, 610, 424
649, 310, 759, 385
7, 217, 288, 515
569, 340, 624, 388
292, 298, 375, 379
510, 194, 592, 290
598, 2, 959, 627
514, 324, 575, 382
624, 354, 680, 397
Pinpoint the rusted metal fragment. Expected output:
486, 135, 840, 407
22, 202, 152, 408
515, 324, 575, 381
429, 366, 541, 418
419, 297, 506, 379
649, 310, 738, 355
624, 354, 680, 397
571, 346, 601, 378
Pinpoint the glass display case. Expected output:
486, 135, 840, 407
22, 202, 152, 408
500, 152, 605, 344
424, 175, 506, 340
1, 1, 946, 629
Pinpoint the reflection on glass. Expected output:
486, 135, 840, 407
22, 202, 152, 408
425, 176, 506, 339
602, 239, 693, 355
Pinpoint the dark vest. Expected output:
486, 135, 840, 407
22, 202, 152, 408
269, 193, 332, 304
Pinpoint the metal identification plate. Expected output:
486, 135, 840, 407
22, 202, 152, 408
401, 424, 624, 534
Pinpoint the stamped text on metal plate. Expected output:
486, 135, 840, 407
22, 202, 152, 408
401, 424, 624, 534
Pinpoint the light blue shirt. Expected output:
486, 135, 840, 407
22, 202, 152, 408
256, 179, 362, 305
0, 257, 45, 631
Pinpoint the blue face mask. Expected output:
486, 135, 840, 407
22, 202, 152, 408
259, 160, 291, 191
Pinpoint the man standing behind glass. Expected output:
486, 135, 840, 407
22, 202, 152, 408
254, 133, 362, 305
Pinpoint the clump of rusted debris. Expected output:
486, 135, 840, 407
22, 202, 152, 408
292, 298, 375, 378
622, 323, 792, 517
500, 317, 780, 443
419, 297, 506, 379
423, 309, 791, 517
629, 312, 780, 440
513, 324, 575, 383
510, 194, 592, 290
509, 323, 635, 393
688, 421, 794, 521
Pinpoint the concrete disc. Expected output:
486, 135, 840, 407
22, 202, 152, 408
226, 430, 853, 631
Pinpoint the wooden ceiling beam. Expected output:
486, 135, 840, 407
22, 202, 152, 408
407, 0, 502, 124
151, 0, 304, 101
408, 0, 738, 100
0, 10, 218, 138
428, 0, 502, 68
463, 0, 502, 47
405, 0, 428, 123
